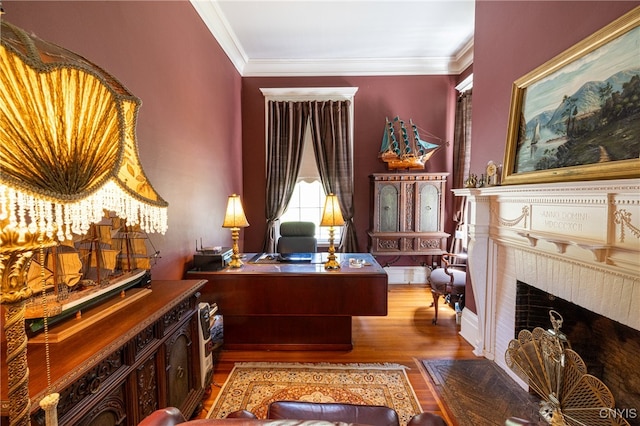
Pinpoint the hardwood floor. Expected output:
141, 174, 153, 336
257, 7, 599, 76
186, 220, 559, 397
199, 284, 478, 424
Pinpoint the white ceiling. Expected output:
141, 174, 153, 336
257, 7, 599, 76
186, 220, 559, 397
190, 0, 475, 77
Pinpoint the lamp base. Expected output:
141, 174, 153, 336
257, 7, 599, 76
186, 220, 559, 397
228, 254, 244, 268
324, 257, 341, 270
229, 228, 244, 268
324, 228, 341, 270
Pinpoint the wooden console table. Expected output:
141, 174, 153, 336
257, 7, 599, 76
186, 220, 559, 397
185, 253, 388, 350
1, 279, 207, 426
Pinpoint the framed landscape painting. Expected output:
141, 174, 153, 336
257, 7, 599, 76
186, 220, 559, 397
502, 6, 640, 185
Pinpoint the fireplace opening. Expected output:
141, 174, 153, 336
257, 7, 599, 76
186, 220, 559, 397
515, 281, 640, 424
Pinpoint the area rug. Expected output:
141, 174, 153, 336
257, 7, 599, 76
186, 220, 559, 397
207, 362, 423, 425
422, 359, 545, 426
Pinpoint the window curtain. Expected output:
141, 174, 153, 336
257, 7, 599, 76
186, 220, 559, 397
307, 100, 359, 252
451, 90, 472, 249
262, 101, 307, 253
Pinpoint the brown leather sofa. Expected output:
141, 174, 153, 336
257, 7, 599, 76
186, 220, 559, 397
138, 401, 447, 426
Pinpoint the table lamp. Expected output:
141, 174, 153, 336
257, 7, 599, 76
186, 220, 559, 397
222, 194, 249, 268
320, 193, 345, 270
1, 20, 168, 426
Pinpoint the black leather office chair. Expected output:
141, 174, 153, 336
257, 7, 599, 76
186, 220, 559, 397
277, 221, 317, 253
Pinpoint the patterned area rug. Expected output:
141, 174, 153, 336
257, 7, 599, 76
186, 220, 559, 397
207, 362, 423, 425
422, 359, 545, 426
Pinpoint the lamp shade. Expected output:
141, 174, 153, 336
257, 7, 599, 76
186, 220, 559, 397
222, 194, 249, 228
320, 194, 345, 227
0, 21, 168, 241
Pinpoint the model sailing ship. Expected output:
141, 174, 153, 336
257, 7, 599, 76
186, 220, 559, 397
24, 214, 160, 334
379, 116, 447, 170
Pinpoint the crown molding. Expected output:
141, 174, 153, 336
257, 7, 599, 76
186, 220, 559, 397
243, 56, 469, 77
191, 0, 473, 77
190, 0, 247, 75
451, 37, 474, 74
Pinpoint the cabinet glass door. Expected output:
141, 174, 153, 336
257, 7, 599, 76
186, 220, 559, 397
418, 184, 439, 232
379, 184, 399, 232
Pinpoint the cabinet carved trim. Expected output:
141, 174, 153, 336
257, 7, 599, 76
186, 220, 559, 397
163, 299, 191, 334
75, 385, 127, 426
137, 355, 159, 419
57, 349, 125, 416
369, 173, 449, 255
164, 320, 196, 412
134, 324, 156, 360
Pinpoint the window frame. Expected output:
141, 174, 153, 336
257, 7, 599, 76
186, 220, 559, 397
261, 87, 357, 246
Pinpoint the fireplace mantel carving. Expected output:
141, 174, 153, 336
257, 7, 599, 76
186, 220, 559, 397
452, 179, 639, 371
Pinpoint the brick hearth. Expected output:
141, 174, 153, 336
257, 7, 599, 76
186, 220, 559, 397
515, 281, 640, 412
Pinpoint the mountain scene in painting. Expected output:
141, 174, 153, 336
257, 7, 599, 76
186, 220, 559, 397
515, 24, 640, 173
517, 68, 640, 172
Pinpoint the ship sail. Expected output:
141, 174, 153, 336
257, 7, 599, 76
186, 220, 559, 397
25, 244, 88, 319
26, 260, 54, 292
46, 247, 83, 287
379, 116, 446, 170
532, 120, 541, 144
76, 223, 120, 283
530, 120, 541, 156
26, 244, 82, 291
112, 220, 154, 271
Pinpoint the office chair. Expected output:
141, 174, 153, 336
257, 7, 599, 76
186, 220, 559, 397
277, 221, 317, 253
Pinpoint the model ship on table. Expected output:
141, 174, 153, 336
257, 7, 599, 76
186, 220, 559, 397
379, 116, 448, 170
24, 214, 161, 335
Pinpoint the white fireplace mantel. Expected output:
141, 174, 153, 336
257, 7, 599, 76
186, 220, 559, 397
452, 179, 640, 376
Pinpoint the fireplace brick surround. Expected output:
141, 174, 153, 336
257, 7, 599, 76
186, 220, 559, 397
515, 281, 640, 413
452, 178, 639, 407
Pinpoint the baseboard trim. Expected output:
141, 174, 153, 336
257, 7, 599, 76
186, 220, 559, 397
459, 308, 479, 352
383, 266, 428, 285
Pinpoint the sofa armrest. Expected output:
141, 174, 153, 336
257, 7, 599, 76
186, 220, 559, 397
226, 410, 259, 418
138, 407, 187, 426
268, 401, 399, 426
407, 413, 447, 426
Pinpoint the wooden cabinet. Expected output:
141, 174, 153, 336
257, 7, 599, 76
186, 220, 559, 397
369, 173, 449, 255
1, 280, 207, 426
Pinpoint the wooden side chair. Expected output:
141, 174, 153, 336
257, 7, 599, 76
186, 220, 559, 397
427, 253, 466, 325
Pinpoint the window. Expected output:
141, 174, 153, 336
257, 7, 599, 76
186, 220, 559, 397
279, 124, 341, 243
261, 87, 357, 248
280, 179, 341, 243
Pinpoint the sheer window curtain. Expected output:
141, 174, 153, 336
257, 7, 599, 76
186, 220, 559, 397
262, 100, 307, 253
307, 100, 359, 253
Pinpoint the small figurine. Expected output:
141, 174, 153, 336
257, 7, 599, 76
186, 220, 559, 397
477, 174, 486, 188
464, 174, 477, 188
486, 161, 501, 186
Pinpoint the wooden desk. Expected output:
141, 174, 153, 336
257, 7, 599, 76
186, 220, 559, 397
185, 253, 388, 350
1, 280, 206, 426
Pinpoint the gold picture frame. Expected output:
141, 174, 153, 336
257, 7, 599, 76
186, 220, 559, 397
502, 6, 640, 185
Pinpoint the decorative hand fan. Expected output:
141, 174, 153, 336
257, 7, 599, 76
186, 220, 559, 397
505, 310, 630, 426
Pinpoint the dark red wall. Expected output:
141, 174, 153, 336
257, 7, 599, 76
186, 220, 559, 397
3, 0, 638, 283
463, 0, 639, 314
241, 75, 459, 258
471, 1, 639, 174
3, 0, 243, 279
